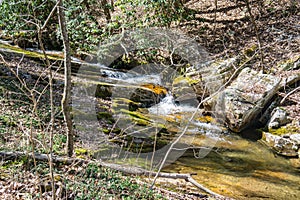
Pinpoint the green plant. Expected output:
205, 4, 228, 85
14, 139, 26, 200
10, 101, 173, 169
0, 0, 192, 53
65, 0, 102, 51
0, 0, 57, 47
64, 163, 163, 199
114, 0, 188, 28
53, 134, 67, 154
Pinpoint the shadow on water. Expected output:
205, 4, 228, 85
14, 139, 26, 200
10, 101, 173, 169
163, 134, 300, 200
2, 39, 300, 200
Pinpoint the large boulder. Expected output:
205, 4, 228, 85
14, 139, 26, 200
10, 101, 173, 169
128, 84, 168, 111
172, 57, 239, 105
214, 67, 281, 132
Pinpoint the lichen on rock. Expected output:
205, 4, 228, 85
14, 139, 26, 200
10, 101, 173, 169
213, 67, 281, 132
262, 132, 299, 157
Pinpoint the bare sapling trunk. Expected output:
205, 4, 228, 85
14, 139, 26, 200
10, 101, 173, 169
37, 1, 61, 198
57, 0, 74, 157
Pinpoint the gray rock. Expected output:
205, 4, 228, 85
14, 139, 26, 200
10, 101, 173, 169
290, 134, 300, 144
280, 73, 300, 89
263, 132, 299, 157
184, 57, 239, 99
264, 132, 281, 146
171, 57, 240, 112
268, 107, 291, 129
214, 67, 281, 132
258, 100, 279, 125
277, 55, 300, 71
200, 57, 238, 94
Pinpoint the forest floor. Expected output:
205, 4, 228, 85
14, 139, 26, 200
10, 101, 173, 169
1, 50, 229, 200
0, 0, 300, 199
179, 0, 300, 122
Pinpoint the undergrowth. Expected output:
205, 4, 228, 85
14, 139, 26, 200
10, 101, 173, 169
0, 160, 164, 199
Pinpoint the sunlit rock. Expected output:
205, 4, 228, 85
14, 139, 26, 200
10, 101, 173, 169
262, 132, 299, 157
173, 57, 239, 103
128, 84, 167, 111
214, 67, 281, 132
268, 107, 291, 129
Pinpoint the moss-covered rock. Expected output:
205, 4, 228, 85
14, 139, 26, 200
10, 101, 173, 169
262, 132, 299, 157
268, 126, 299, 136
128, 84, 167, 111
72, 108, 96, 121
95, 85, 112, 99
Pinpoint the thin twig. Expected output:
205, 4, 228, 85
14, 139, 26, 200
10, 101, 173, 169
0, 151, 227, 198
245, 0, 264, 72
280, 86, 300, 105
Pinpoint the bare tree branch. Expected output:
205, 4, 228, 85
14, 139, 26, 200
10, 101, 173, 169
0, 151, 227, 198
57, 0, 74, 157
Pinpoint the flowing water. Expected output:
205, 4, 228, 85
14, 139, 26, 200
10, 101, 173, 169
1, 42, 300, 199
164, 135, 300, 199
144, 88, 300, 199
103, 71, 300, 199
96, 67, 300, 200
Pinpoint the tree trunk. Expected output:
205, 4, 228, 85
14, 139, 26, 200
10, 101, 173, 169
101, 0, 112, 23
57, 0, 74, 157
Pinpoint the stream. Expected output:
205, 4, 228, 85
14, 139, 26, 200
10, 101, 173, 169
75, 62, 300, 200
1, 42, 300, 199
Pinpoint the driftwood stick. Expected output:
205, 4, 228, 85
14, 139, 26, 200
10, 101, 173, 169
0, 151, 226, 198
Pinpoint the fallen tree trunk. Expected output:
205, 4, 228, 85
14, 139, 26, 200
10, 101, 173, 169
0, 151, 227, 199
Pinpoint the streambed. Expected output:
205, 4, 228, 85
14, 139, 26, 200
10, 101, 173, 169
1, 42, 299, 199
78, 67, 300, 200
164, 135, 300, 199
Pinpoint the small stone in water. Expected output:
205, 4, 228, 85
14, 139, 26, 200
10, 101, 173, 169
290, 134, 300, 144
